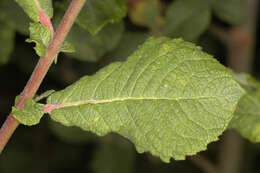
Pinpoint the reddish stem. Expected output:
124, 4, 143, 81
0, 0, 86, 154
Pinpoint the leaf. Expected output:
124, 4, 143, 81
12, 99, 44, 126
26, 22, 51, 56
47, 37, 244, 161
91, 136, 134, 173
129, 0, 163, 30
15, 0, 53, 22
66, 22, 124, 62
56, 0, 127, 35
0, 0, 30, 35
34, 90, 56, 102
229, 72, 260, 142
212, 0, 244, 24
162, 0, 211, 41
26, 22, 75, 57
0, 22, 15, 65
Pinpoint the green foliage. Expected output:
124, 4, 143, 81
12, 99, 44, 126
26, 22, 75, 57
229, 72, 260, 142
57, 0, 127, 35
45, 37, 244, 161
0, 0, 30, 35
15, 0, 53, 22
66, 22, 124, 62
163, 0, 211, 41
162, 0, 244, 41
129, 0, 162, 30
212, 0, 244, 24
0, 22, 15, 65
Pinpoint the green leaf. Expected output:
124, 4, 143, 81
0, 0, 30, 35
34, 90, 56, 102
15, 0, 53, 22
66, 22, 124, 62
91, 136, 134, 173
129, 0, 162, 30
56, 0, 127, 35
12, 99, 44, 126
47, 37, 244, 161
212, 0, 244, 24
0, 22, 15, 65
229, 72, 260, 142
162, 0, 211, 41
26, 22, 51, 56
26, 22, 75, 57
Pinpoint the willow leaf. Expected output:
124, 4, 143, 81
47, 37, 244, 162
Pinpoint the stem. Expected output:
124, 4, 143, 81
218, 0, 258, 172
188, 155, 218, 173
0, 0, 86, 154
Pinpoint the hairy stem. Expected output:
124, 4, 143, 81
0, 0, 86, 154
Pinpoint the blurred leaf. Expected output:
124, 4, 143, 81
57, 0, 127, 35
163, 0, 211, 41
48, 120, 97, 144
47, 37, 244, 161
129, 0, 163, 30
212, 0, 244, 24
12, 98, 44, 126
229, 72, 260, 142
0, 0, 30, 35
91, 136, 135, 173
66, 22, 124, 62
15, 0, 53, 21
105, 31, 149, 63
0, 22, 15, 65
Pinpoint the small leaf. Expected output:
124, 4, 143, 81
0, 22, 15, 65
56, 0, 127, 35
212, 0, 244, 24
34, 90, 56, 102
15, 0, 53, 22
26, 22, 75, 57
60, 41, 75, 53
162, 0, 211, 41
12, 99, 44, 126
229, 72, 260, 142
26, 22, 51, 57
47, 37, 244, 161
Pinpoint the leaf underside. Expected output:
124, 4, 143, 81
47, 37, 244, 161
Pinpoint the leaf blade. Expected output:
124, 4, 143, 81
47, 37, 244, 161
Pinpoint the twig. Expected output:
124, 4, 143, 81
188, 155, 218, 173
0, 0, 86, 153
